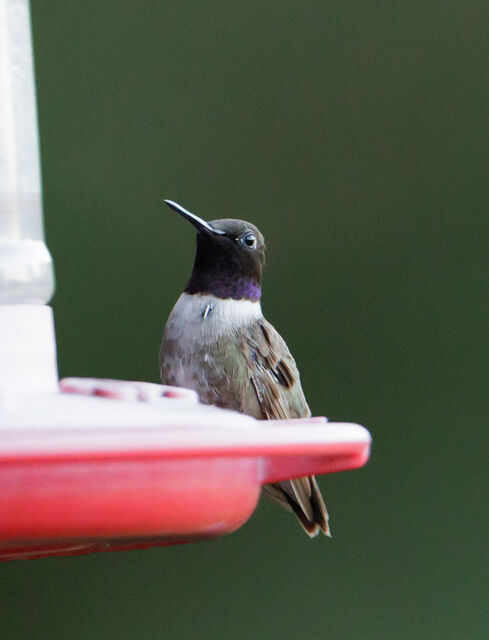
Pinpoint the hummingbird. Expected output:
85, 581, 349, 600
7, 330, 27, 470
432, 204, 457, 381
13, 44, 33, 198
160, 200, 330, 537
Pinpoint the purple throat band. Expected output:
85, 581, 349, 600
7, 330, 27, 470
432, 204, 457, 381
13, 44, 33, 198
186, 277, 261, 302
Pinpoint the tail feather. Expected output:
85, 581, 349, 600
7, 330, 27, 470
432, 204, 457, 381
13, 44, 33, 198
263, 476, 331, 538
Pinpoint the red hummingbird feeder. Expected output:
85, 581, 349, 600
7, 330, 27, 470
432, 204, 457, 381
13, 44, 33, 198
0, 0, 371, 561
0, 374, 370, 561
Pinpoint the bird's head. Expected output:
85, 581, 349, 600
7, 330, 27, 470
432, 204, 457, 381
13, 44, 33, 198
165, 200, 266, 302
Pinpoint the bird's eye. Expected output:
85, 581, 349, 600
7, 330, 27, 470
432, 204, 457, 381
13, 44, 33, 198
242, 232, 257, 248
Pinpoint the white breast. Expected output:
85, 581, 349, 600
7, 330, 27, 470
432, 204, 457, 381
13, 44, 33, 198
163, 293, 262, 350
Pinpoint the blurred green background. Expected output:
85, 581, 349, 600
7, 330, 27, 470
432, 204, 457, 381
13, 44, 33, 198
2, 1, 488, 638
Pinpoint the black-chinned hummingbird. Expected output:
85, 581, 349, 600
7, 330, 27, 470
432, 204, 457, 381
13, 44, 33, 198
160, 200, 330, 537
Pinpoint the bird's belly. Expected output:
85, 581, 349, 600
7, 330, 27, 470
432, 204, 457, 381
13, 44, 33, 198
160, 294, 265, 414
162, 349, 214, 391
161, 339, 237, 408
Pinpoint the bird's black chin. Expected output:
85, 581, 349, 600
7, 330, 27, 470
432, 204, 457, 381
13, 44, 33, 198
185, 233, 262, 301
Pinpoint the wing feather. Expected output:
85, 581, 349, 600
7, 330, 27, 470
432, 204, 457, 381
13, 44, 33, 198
241, 319, 330, 537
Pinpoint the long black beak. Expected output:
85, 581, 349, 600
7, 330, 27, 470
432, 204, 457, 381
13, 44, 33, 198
164, 200, 225, 236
